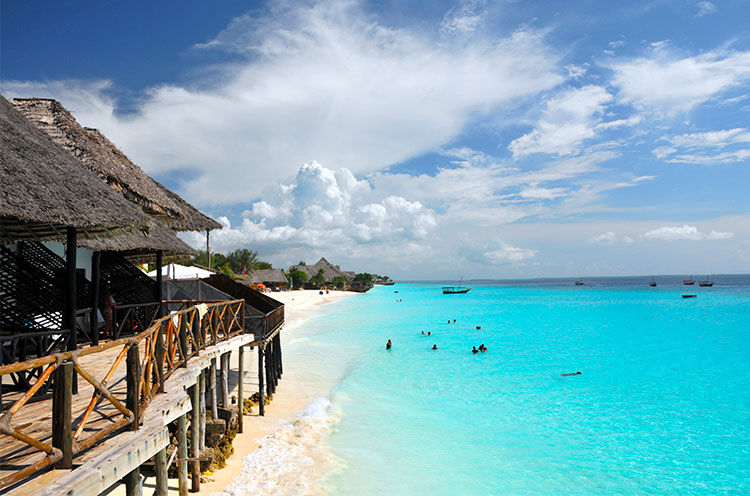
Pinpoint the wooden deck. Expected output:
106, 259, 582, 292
2, 333, 256, 496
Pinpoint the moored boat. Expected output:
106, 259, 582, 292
683, 275, 695, 285
649, 276, 657, 287
682, 294, 697, 298
443, 277, 471, 294
699, 276, 713, 287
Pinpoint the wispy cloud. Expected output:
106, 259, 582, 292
610, 48, 750, 115
696, 1, 717, 17
642, 224, 734, 241
653, 128, 750, 164
508, 85, 614, 158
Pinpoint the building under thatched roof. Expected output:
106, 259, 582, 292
12, 98, 222, 232
247, 269, 288, 286
0, 94, 150, 243
288, 257, 351, 284
78, 218, 197, 262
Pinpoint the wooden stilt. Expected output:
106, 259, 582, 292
258, 346, 265, 416
177, 413, 188, 496
191, 384, 200, 492
154, 447, 169, 496
52, 361, 73, 469
238, 345, 245, 433
209, 358, 218, 419
124, 468, 141, 496
220, 352, 229, 408
199, 371, 206, 450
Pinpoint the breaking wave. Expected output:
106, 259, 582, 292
214, 397, 339, 496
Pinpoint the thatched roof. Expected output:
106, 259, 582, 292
248, 269, 288, 285
0, 94, 150, 243
11, 98, 222, 232
78, 218, 197, 260
288, 257, 351, 283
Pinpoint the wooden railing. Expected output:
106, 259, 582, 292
0, 299, 244, 492
246, 305, 285, 342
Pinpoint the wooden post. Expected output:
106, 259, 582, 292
199, 371, 206, 450
52, 361, 73, 469
65, 227, 78, 394
126, 344, 140, 429
191, 384, 200, 492
238, 345, 245, 433
154, 447, 169, 496
277, 333, 283, 376
220, 352, 229, 408
191, 309, 201, 352
125, 343, 140, 495
179, 315, 188, 367
206, 230, 211, 271
155, 249, 163, 308
155, 329, 165, 394
258, 346, 265, 416
266, 340, 274, 396
90, 251, 101, 346
177, 413, 188, 496
209, 358, 218, 419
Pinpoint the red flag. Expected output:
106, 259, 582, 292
243, 265, 247, 275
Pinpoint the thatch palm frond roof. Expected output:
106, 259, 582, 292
248, 269, 288, 285
11, 98, 222, 232
288, 257, 351, 283
78, 218, 197, 261
0, 94, 150, 243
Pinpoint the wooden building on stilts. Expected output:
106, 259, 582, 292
0, 95, 286, 495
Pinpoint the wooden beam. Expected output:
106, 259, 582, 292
209, 358, 218, 419
155, 250, 163, 312
126, 344, 140, 430
65, 227, 77, 395
52, 361, 73, 469
219, 352, 229, 408
199, 371, 206, 451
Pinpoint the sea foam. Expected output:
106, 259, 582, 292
214, 397, 340, 496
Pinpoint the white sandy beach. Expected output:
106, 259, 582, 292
111, 289, 357, 496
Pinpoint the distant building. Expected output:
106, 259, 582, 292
247, 268, 289, 288
288, 257, 352, 286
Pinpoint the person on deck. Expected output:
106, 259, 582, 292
103, 289, 118, 337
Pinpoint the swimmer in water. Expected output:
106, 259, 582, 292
472, 346, 479, 354
427, 331, 431, 336
432, 344, 438, 350
561, 371, 581, 376
386, 339, 392, 350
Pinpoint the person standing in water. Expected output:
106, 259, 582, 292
386, 339, 392, 350
432, 344, 438, 350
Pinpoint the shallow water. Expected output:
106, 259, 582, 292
229, 281, 750, 495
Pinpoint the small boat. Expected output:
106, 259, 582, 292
574, 279, 584, 286
649, 276, 657, 287
443, 277, 471, 294
698, 276, 713, 287
682, 294, 697, 298
683, 275, 695, 285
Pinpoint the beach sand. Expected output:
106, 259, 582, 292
111, 289, 357, 496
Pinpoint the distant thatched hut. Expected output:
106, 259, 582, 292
288, 257, 352, 286
247, 269, 289, 288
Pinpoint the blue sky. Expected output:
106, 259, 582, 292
2, 0, 750, 278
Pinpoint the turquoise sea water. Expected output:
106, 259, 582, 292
300, 282, 750, 495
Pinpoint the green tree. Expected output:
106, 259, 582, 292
289, 269, 308, 288
190, 250, 227, 270
226, 249, 259, 274
217, 262, 234, 279
353, 273, 373, 285
256, 261, 273, 270
332, 275, 348, 288
310, 269, 326, 287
